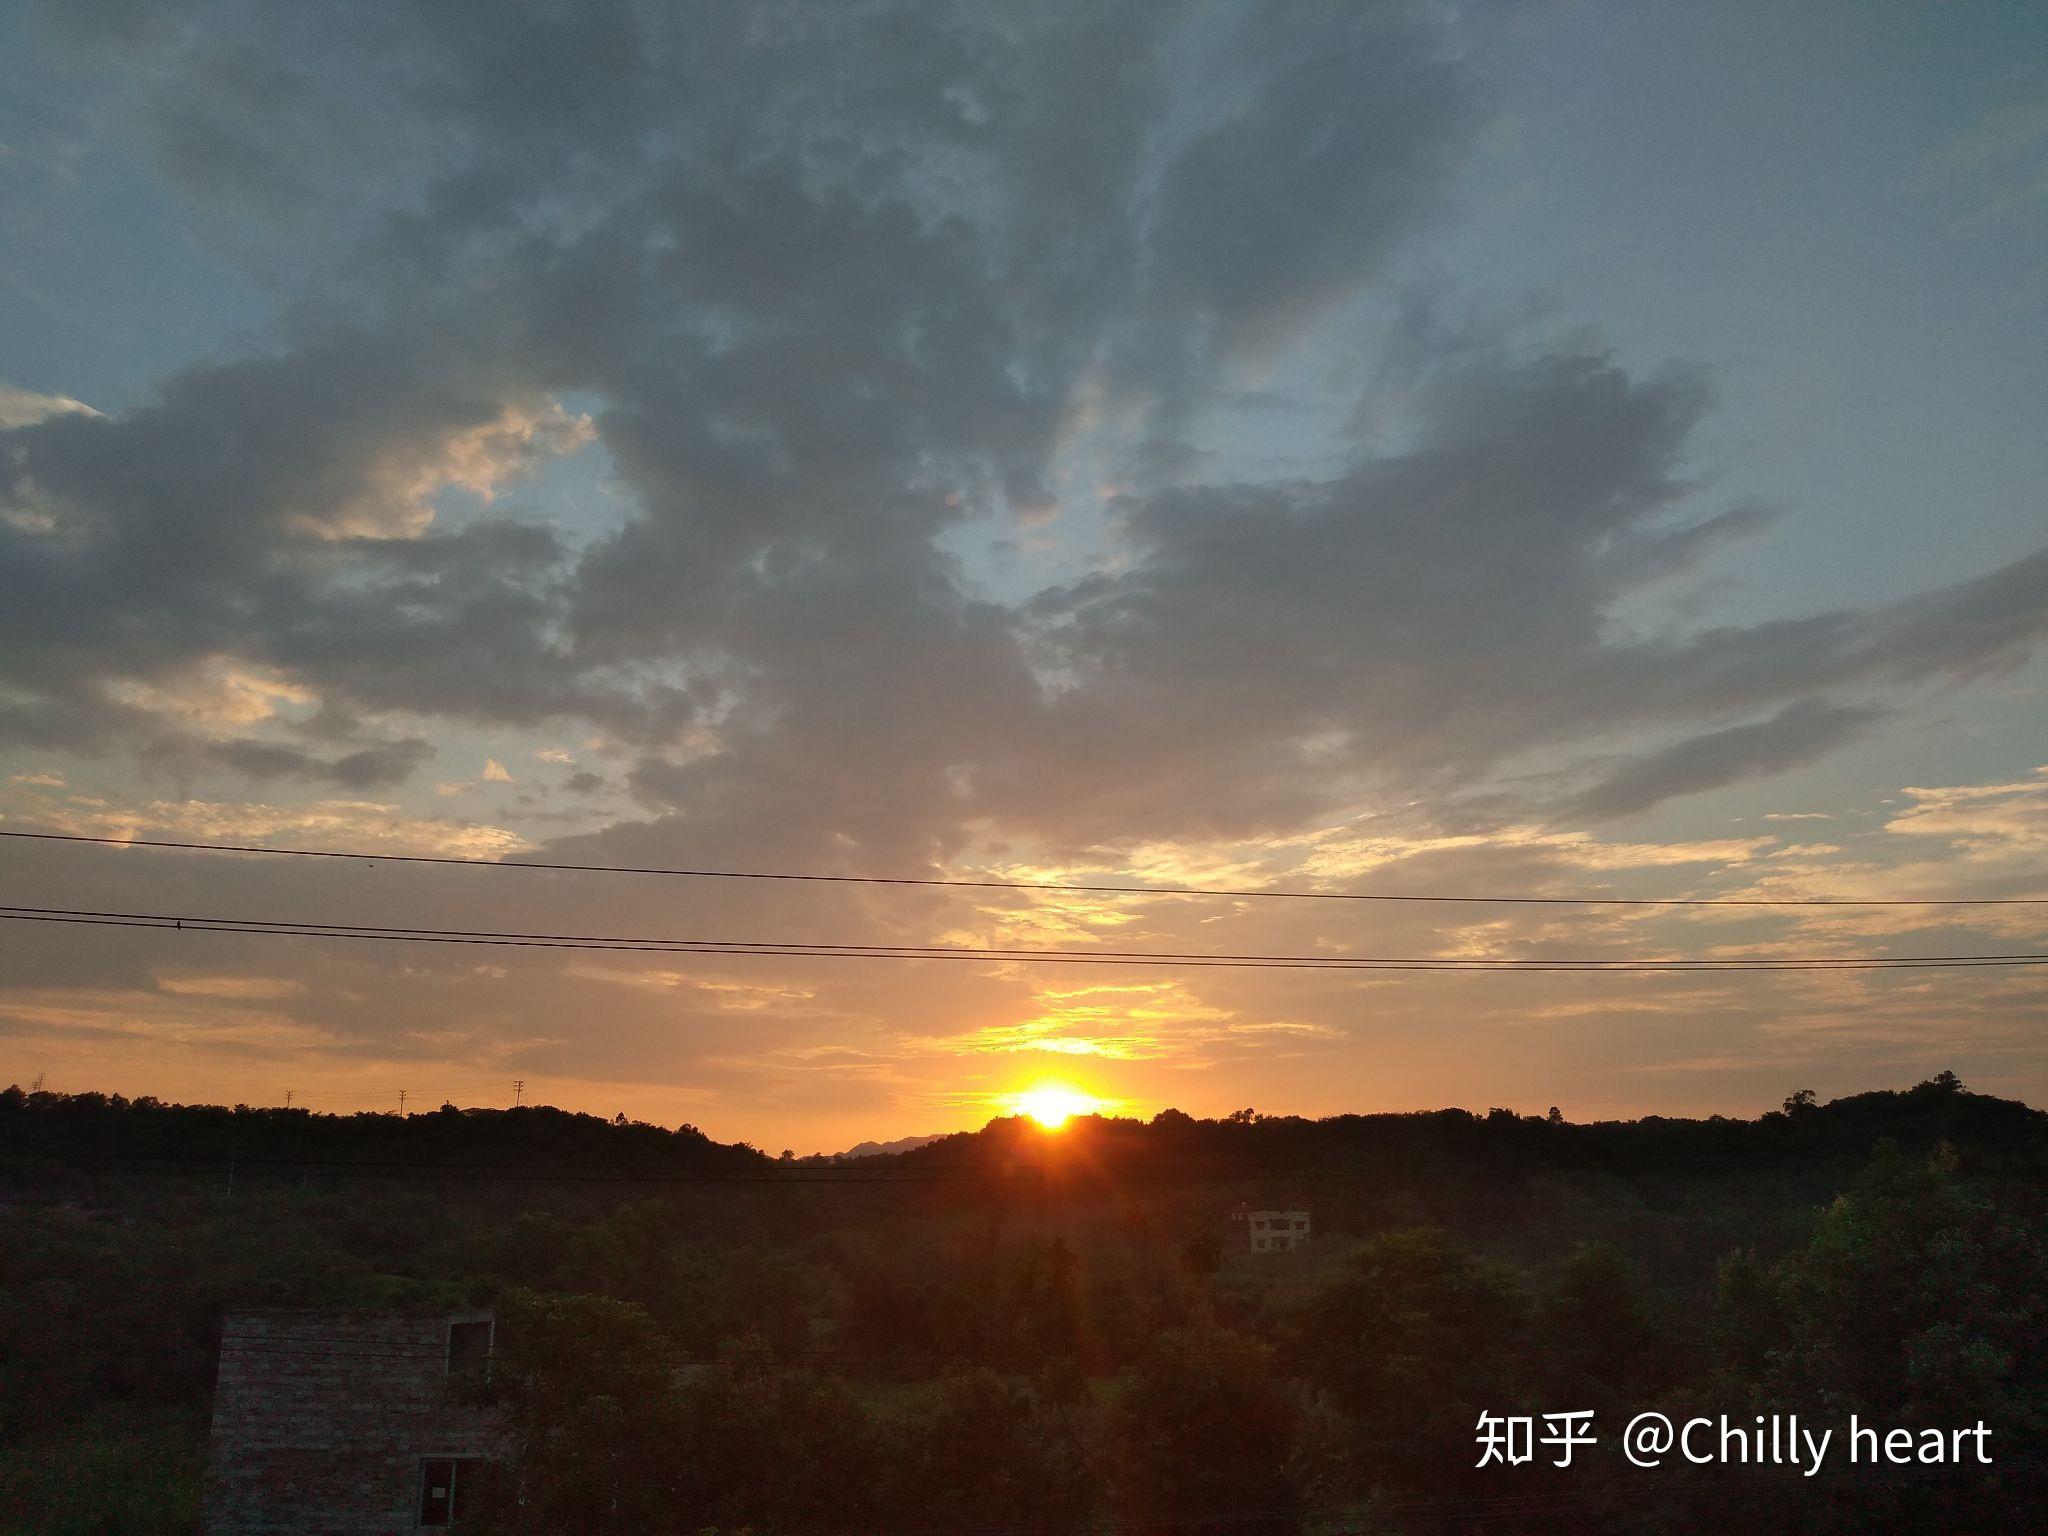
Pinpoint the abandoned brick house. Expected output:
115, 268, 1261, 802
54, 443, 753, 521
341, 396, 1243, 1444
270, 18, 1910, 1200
201, 1309, 503, 1534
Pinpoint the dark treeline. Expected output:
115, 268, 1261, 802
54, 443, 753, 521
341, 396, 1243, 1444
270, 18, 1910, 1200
2, 1074, 2044, 1532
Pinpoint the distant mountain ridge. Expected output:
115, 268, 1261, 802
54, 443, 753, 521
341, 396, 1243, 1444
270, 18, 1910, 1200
834, 1132, 945, 1160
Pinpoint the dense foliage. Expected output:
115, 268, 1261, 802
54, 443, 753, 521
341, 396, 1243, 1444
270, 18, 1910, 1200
2, 1074, 2042, 1533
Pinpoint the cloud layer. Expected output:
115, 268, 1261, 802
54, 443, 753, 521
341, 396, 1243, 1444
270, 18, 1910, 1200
2, 1, 2044, 1141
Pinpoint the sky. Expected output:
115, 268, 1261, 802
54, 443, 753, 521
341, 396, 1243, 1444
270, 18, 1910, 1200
2, 0, 2045, 1153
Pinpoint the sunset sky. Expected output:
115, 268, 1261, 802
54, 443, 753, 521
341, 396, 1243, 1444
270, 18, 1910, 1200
2, 1, 2045, 1152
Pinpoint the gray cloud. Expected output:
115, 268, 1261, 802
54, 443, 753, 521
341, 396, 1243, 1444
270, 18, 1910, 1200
7, 1, 2048, 1137
1568, 700, 1890, 821
203, 736, 436, 791
1, 0, 2044, 888
1008, 351, 2048, 846
1142, 7, 1471, 355
1, 1, 1489, 863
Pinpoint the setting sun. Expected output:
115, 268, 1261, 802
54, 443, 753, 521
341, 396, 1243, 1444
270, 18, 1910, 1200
1009, 1084, 1103, 1130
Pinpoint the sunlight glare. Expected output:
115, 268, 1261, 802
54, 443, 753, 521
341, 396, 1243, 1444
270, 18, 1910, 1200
1010, 1083, 1101, 1130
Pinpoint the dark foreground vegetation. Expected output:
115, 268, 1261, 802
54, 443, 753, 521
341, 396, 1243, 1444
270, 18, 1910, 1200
2, 1073, 2043, 1533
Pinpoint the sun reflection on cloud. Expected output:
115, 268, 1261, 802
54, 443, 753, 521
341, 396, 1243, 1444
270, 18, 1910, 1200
940, 978, 1236, 1062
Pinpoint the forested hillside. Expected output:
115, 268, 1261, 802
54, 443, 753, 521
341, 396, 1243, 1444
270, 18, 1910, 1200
2, 1075, 2042, 1533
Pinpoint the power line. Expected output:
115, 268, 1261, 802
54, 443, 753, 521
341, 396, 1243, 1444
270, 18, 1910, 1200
5, 826, 2042, 908
273, 1087, 506, 1111
263, 1081, 515, 1105
4, 905, 2045, 972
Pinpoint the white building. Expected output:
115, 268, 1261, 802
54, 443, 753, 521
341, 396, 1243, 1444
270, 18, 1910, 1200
1229, 1204, 1311, 1253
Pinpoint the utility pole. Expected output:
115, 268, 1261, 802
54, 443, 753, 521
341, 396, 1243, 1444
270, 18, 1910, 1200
398, 1089, 408, 1118
513, 1079, 525, 1107
31, 1073, 44, 1094
284, 1089, 293, 1109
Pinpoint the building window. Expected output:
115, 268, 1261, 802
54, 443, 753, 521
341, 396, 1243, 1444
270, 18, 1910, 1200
419, 1458, 497, 1528
419, 1459, 460, 1526
447, 1319, 493, 1375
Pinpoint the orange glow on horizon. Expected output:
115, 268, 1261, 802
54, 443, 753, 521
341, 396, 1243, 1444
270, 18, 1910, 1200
1008, 1083, 1104, 1130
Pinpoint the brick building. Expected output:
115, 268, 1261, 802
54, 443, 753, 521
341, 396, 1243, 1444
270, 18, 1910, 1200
202, 1309, 504, 1534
